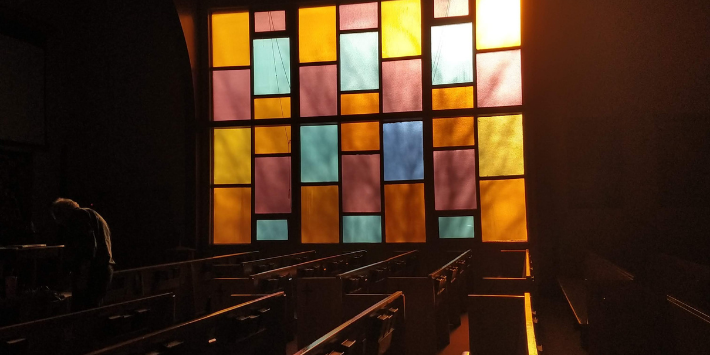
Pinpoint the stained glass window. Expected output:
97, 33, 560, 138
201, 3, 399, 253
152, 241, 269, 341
208, 0, 527, 244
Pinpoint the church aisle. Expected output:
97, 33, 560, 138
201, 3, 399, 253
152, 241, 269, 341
438, 314, 469, 355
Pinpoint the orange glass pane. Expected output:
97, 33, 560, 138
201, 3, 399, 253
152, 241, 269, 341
433, 117, 474, 147
254, 97, 291, 119
432, 86, 474, 110
299, 6, 337, 63
211, 12, 250, 67
480, 179, 527, 242
301, 185, 340, 243
255, 126, 291, 154
381, 0, 421, 58
341, 121, 380, 151
385, 183, 426, 243
341, 93, 379, 115
476, 0, 521, 50
213, 128, 250, 184
213, 188, 251, 244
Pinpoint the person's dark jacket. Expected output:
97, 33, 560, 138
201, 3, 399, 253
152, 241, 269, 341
60, 208, 115, 272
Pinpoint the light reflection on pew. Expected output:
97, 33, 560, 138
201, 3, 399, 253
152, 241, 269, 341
85, 292, 286, 355
212, 250, 317, 277
297, 250, 419, 348
294, 291, 405, 355
468, 293, 539, 355
0, 293, 175, 355
667, 295, 710, 355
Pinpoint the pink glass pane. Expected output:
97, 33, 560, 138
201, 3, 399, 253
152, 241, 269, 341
300, 65, 337, 117
342, 154, 381, 212
383, 59, 422, 113
476, 49, 522, 107
339, 3, 378, 30
212, 70, 250, 121
434, 0, 469, 18
434, 149, 477, 210
255, 156, 292, 214
255, 11, 286, 32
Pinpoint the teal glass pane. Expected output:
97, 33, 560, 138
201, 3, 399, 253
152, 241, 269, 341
340, 32, 379, 91
343, 216, 382, 243
257, 219, 288, 241
439, 216, 475, 239
253, 38, 291, 95
431, 23, 473, 85
301, 125, 338, 182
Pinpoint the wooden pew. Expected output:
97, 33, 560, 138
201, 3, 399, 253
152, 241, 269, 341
294, 291, 405, 355
667, 295, 710, 355
475, 249, 533, 295
213, 250, 317, 277
385, 250, 473, 355
105, 251, 258, 321
0, 293, 175, 355
86, 292, 286, 355
557, 251, 633, 329
212, 251, 367, 338
297, 251, 418, 348
338, 250, 420, 294
468, 293, 539, 355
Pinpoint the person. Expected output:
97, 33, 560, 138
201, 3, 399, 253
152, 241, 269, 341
51, 198, 115, 311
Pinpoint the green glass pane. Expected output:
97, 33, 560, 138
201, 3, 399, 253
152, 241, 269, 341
439, 216, 475, 239
431, 23, 473, 85
257, 219, 288, 241
253, 38, 291, 95
343, 216, 382, 243
340, 32, 379, 91
301, 125, 338, 182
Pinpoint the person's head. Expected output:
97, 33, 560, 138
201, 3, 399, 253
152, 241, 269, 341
51, 198, 80, 225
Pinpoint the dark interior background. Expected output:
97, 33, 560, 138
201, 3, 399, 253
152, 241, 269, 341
0, 0, 708, 289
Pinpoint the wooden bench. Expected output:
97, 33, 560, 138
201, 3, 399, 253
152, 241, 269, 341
667, 295, 710, 355
468, 293, 539, 355
213, 250, 317, 277
85, 292, 286, 355
474, 249, 533, 295
296, 250, 418, 347
294, 291, 405, 355
0, 292, 175, 355
105, 251, 258, 321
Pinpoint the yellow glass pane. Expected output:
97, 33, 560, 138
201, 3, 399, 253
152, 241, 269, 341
433, 117, 474, 147
211, 12, 250, 67
213, 188, 251, 244
432, 86, 474, 110
381, 0, 421, 58
254, 97, 291, 119
213, 128, 251, 184
476, 0, 521, 50
341, 93, 379, 115
385, 183, 426, 243
478, 114, 524, 176
480, 179, 527, 242
299, 6, 337, 63
301, 185, 340, 243
255, 126, 291, 154
341, 121, 380, 151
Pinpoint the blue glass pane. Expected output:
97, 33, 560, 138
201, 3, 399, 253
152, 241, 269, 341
253, 38, 291, 95
340, 32, 379, 91
257, 219, 288, 241
301, 125, 339, 182
439, 216, 475, 239
343, 216, 382, 243
431, 23, 473, 85
383, 121, 424, 181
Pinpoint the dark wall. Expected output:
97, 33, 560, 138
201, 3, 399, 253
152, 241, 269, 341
1, 0, 195, 268
525, 0, 710, 287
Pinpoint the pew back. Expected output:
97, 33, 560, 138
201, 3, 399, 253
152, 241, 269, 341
468, 293, 538, 355
86, 292, 286, 355
213, 250, 317, 277
338, 250, 419, 294
294, 291, 405, 355
0, 293, 175, 355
